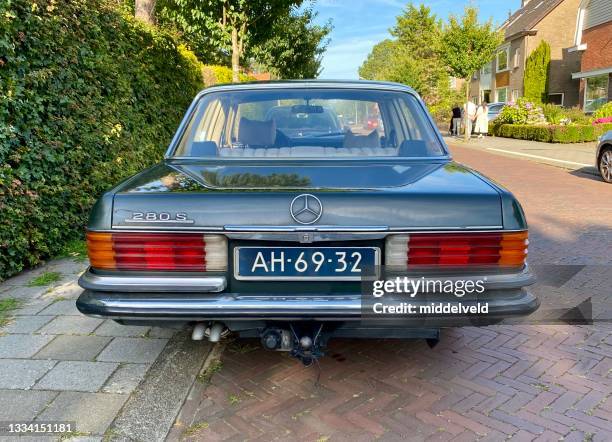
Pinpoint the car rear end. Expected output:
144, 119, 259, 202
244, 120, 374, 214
77, 81, 538, 361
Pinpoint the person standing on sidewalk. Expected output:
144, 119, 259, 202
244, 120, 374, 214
464, 100, 477, 137
450, 105, 462, 136
475, 102, 489, 139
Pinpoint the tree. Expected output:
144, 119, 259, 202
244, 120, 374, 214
523, 40, 550, 103
251, 7, 332, 79
390, 3, 441, 59
439, 6, 502, 140
157, 0, 302, 82
359, 4, 458, 119
359, 39, 398, 80
135, 0, 156, 25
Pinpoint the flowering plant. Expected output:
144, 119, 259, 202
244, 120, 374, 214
497, 98, 546, 125
593, 116, 612, 125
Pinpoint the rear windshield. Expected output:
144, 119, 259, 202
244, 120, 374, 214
172, 88, 445, 158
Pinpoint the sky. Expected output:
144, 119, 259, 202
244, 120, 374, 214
313, 0, 523, 79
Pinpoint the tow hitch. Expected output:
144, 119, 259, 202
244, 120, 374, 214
260, 324, 326, 366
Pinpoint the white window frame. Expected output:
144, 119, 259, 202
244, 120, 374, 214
513, 49, 521, 69
496, 45, 510, 72
548, 93, 565, 106
512, 89, 520, 102
584, 74, 610, 113
496, 87, 510, 103
570, 0, 589, 51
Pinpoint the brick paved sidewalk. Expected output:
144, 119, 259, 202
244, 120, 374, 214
170, 145, 612, 442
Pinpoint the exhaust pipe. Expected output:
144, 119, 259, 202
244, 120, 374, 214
208, 322, 225, 343
191, 323, 206, 341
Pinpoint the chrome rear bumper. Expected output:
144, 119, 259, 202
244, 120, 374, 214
76, 288, 539, 322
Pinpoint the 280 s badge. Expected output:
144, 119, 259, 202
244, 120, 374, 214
126, 212, 194, 224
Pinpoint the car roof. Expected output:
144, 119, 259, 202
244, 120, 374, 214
198, 79, 419, 96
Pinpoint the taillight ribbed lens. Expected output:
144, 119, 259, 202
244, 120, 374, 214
385, 231, 528, 269
86, 232, 227, 271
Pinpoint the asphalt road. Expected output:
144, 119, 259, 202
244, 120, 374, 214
170, 145, 612, 442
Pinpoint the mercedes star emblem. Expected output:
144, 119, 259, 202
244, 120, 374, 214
290, 194, 323, 225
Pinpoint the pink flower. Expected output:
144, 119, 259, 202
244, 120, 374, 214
593, 117, 612, 125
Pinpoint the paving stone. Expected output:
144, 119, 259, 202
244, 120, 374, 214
1, 267, 49, 287
34, 335, 112, 361
43, 280, 84, 300
102, 363, 150, 394
34, 361, 118, 392
14, 299, 55, 316
96, 337, 168, 363
147, 327, 179, 339
0, 389, 58, 420
0, 334, 54, 358
0, 359, 56, 389
0, 315, 54, 334
38, 316, 103, 335
38, 300, 81, 316
36, 391, 127, 435
46, 258, 88, 276
94, 320, 150, 338
0, 285, 48, 300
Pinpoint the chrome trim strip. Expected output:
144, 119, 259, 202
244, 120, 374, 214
224, 225, 389, 232
123, 220, 195, 224
110, 225, 224, 231
79, 272, 227, 293
94, 228, 521, 235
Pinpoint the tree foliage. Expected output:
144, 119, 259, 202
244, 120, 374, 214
157, 0, 319, 80
251, 7, 332, 79
523, 40, 550, 103
0, 0, 203, 280
439, 6, 502, 139
358, 4, 458, 119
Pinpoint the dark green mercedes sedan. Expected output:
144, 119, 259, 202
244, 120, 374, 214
77, 81, 538, 364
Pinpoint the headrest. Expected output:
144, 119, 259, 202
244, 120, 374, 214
343, 130, 380, 148
238, 118, 276, 147
398, 140, 430, 157
190, 141, 217, 156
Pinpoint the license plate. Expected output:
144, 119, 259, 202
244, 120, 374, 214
234, 247, 380, 280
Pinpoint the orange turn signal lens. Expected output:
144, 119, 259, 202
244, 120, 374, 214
86, 232, 116, 270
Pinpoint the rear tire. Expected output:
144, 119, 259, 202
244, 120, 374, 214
599, 147, 612, 183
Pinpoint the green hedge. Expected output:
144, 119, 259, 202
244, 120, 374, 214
201, 65, 257, 86
0, 0, 203, 280
490, 123, 612, 143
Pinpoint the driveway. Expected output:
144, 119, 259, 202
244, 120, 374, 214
0, 142, 610, 441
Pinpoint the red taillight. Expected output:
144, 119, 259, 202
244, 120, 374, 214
386, 231, 528, 269
86, 232, 227, 272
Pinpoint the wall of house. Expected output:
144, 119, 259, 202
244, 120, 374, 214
507, 38, 527, 101
580, 21, 612, 72
525, 0, 582, 107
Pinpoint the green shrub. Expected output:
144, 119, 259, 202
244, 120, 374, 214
493, 123, 612, 143
541, 104, 566, 125
0, 0, 204, 280
523, 41, 550, 103
563, 107, 592, 125
202, 65, 257, 87
593, 101, 612, 120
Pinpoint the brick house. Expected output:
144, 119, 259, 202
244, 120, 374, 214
470, 0, 582, 107
570, 0, 612, 112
